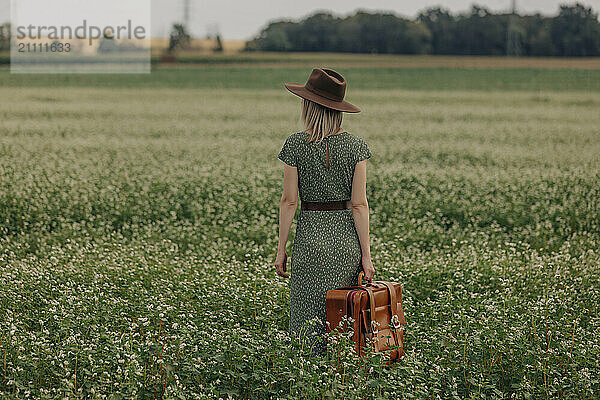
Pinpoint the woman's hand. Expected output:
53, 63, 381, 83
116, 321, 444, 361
361, 255, 375, 281
274, 251, 289, 278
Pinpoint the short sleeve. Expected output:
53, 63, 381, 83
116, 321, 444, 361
277, 136, 297, 167
355, 138, 371, 163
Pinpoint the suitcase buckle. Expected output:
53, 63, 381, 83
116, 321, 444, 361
391, 314, 401, 329
371, 320, 379, 334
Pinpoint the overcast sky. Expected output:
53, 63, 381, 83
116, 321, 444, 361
2, 0, 600, 40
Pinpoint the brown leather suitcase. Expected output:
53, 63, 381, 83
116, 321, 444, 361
326, 271, 405, 365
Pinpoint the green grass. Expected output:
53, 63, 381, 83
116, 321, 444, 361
1, 66, 599, 91
0, 63, 599, 399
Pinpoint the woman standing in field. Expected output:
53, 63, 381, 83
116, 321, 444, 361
274, 68, 374, 357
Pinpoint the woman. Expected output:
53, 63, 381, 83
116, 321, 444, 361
274, 68, 375, 357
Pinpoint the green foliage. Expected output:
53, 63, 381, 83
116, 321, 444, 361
245, 21, 294, 52
0, 67, 599, 398
521, 14, 556, 56
550, 3, 600, 56
167, 23, 191, 54
247, 4, 600, 56
0, 66, 599, 92
0, 23, 10, 52
451, 6, 507, 55
247, 11, 431, 55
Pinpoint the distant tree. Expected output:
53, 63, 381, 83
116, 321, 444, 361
403, 21, 432, 54
418, 7, 457, 54
337, 11, 382, 53
329, 10, 430, 54
244, 20, 295, 51
244, 9, 433, 54
550, 3, 600, 56
335, 15, 362, 52
0, 23, 10, 52
243, 5, 600, 56
337, 11, 392, 53
521, 14, 555, 56
288, 12, 339, 52
167, 23, 191, 53
454, 5, 507, 55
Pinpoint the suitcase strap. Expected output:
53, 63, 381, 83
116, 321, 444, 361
373, 280, 403, 328
364, 287, 378, 332
353, 293, 361, 348
336, 282, 403, 328
364, 282, 404, 329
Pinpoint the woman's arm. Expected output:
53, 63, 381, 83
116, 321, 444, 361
350, 159, 375, 280
275, 164, 299, 278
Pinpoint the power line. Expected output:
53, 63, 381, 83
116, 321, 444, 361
506, 0, 522, 56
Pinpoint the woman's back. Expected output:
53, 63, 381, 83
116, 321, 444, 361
277, 131, 371, 202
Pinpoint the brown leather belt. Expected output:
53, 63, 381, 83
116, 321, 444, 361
301, 200, 351, 211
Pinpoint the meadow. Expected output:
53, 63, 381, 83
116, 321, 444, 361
0, 55, 599, 399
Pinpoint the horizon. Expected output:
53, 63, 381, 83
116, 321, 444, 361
1, 0, 599, 41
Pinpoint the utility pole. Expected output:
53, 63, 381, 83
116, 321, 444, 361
183, 0, 190, 29
506, 0, 522, 56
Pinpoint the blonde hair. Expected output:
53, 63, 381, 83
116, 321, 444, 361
301, 98, 343, 145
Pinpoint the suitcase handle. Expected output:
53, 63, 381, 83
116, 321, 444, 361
358, 270, 372, 286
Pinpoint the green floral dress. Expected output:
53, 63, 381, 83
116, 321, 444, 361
277, 131, 372, 357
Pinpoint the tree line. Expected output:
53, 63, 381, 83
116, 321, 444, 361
244, 3, 600, 56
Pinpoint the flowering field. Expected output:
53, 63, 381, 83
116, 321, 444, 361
0, 65, 599, 399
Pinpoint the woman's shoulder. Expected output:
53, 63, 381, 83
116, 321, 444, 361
345, 133, 371, 161
285, 131, 366, 146
345, 132, 369, 147
284, 131, 309, 147
286, 131, 307, 141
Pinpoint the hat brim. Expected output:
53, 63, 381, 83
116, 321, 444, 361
284, 83, 361, 113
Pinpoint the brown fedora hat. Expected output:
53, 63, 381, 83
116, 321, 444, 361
284, 68, 361, 113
